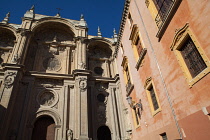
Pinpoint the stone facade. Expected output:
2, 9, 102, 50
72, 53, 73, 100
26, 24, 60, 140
0, 7, 129, 140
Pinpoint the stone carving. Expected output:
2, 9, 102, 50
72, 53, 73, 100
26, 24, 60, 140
4, 72, 16, 89
170, 23, 189, 50
12, 53, 20, 63
67, 129, 73, 140
78, 62, 86, 69
38, 92, 55, 106
79, 78, 87, 92
43, 57, 61, 71
144, 77, 152, 89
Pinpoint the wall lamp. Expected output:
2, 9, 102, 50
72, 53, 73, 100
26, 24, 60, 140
126, 97, 143, 111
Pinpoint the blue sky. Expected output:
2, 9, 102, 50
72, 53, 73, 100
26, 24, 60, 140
0, 0, 124, 38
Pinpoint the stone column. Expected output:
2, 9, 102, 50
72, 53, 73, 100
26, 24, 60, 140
10, 29, 31, 65
76, 37, 87, 70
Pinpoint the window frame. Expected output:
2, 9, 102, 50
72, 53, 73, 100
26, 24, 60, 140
121, 56, 134, 96
129, 24, 147, 70
171, 23, 210, 87
144, 77, 161, 116
132, 104, 141, 128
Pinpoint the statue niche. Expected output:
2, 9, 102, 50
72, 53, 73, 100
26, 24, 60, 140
0, 28, 16, 67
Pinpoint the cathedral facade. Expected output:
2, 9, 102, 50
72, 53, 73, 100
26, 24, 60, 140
0, 6, 130, 140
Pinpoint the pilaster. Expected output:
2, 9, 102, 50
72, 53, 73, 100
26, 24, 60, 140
73, 70, 91, 140
0, 64, 24, 139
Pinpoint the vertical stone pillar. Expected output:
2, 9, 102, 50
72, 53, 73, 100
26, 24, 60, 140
0, 65, 23, 139
75, 76, 89, 140
62, 84, 69, 140
11, 29, 31, 65
76, 37, 87, 70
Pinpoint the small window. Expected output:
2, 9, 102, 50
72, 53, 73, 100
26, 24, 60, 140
129, 24, 147, 69
135, 36, 143, 56
160, 132, 168, 140
128, 13, 133, 27
121, 56, 134, 95
132, 105, 141, 128
120, 43, 124, 54
94, 67, 103, 75
149, 86, 159, 111
171, 23, 210, 87
144, 77, 161, 116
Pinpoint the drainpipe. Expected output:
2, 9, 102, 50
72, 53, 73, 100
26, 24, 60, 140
133, 0, 183, 139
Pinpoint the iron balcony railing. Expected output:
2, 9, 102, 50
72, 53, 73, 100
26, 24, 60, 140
155, 0, 174, 28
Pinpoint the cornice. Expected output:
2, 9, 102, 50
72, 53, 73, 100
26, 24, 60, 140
114, 0, 130, 58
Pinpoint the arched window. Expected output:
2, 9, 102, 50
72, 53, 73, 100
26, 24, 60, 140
97, 126, 111, 140
32, 116, 55, 140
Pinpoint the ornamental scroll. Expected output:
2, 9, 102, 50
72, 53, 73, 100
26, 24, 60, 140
4, 72, 16, 89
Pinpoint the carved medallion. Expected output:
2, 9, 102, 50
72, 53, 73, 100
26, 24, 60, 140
4, 72, 16, 89
79, 79, 87, 92
38, 92, 55, 106
43, 57, 61, 71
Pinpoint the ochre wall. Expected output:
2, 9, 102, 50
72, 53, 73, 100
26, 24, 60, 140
117, 0, 210, 140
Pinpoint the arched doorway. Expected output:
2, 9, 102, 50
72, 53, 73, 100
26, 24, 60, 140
97, 126, 112, 140
32, 116, 55, 140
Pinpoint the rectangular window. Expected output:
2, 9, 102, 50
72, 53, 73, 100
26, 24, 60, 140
149, 86, 159, 111
134, 107, 140, 125
121, 56, 134, 95
160, 132, 168, 140
120, 44, 124, 54
145, 77, 161, 116
128, 13, 133, 27
179, 37, 207, 78
125, 66, 131, 85
171, 24, 210, 86
135, 36, 143, 56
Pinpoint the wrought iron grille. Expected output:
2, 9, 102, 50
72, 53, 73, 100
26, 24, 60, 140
149, 86, 159, 111
154, 0, 174, 28
135, 36, 143, 56
180, 37, 207, 78
160, 133, 168, 140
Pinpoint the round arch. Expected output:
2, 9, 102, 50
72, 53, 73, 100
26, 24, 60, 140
88, 38, 114, 50
0, 25, 18, 38
97, 125, 112, 140
31, 109, 61, 127
32, 115, 55, 140
31, 18, 76, 36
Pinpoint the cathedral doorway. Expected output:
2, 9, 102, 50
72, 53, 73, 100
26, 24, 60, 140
32, 116, 55, 140
97, 126, 112, 140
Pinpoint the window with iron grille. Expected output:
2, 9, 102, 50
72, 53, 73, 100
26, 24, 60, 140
180, 37, 207, 78
135, 36, 143, 56
125, 66, 131, 85
160, 133, 168, 140
133, 106, 140, 125
149, 86, 159, 111
153, 0, 174, 28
